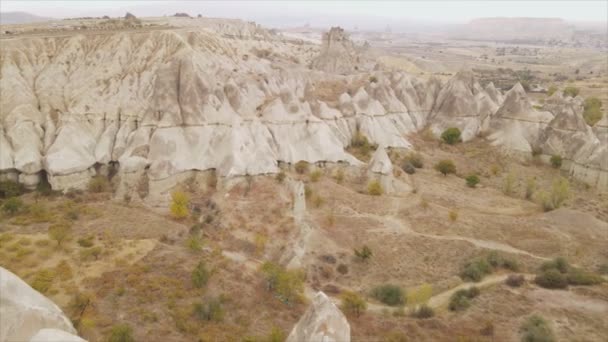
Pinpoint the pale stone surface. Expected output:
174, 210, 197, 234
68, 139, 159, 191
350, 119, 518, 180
0, 21, 604, 192
286, 291, 350, 342
30, 328, 86, 342
0, 267, 79, 342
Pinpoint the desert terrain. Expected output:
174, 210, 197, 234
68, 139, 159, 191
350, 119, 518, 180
1, 12, 607, 342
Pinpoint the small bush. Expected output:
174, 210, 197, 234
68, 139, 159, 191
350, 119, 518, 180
370, 284, 405, 306
340, 291, 367, 317
405, 152, 424, 168
566, 269, 604, 286
193, 297, 224, 322
448, 287, 479, 311
440, 127, 462, 145
80, 246, 103, 261
539, 177, 570, 211
260, 262, 305, 304
88, 176, 110, 193
310, 170, 322, 182
401, 162, 416, 175
520, 315, 555, 342
502, 171, 516, 196
312, 195, 324, 208
77, 237, 95, 248
349, 131, 377, 160
170, 191, 189, 219
294, 161, 309, 174
525, 177, 536, 200
337, 264, 348, 274
2, 197, 24, 215
367, 180, 383, 196
460, 259, 492, 282
354, 245, 372, 261
583, 97, 603, 126
31, 269, 55, 293
275, 172, 286, 183
412, 304, 434, 319
192, 261, 210, 288
505, 274, 526, 287
434, 160, 456, 176
407, 283, 433, 305
186, 236, 202, 252
448, 210, 458, 222
48, 223, 72, 247
535, 269, 568, 289
546, 85, 558, 97
465, 174, 480, 188
108, 324, 135, 342
563, 86, 579, 97
0, 180, 24, 198
540, 257, 569, 274
549, 155, 562, 169
333, 169, 345, 184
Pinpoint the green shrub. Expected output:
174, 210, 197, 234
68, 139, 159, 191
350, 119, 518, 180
405, 152, 424, 168
487, 251, 519, 271
546, 85, 558, 97
192, 261, 210, 288
88, 176, 110, 193
535, 269, 568, 289
465, 174, 480, 188
0, 180, 24, 198
80, 246, 103, 261
563, 86, 579, 97
370, 284, 405, 306
340, 291, 367, 317
440, 127, 462, 145
108, 324, 135, 342
549, 155, 562, 169
520, 315, 555, 342
540, 257, 569, 274
294, 161, 309, 174
434, 159, 456, 176
566, 269, 604, 285
170, 191, 189, 219
310, 170, 322, 182
186, 236, 202, 252
31, 269, 56, 293
448, 287, 479, 311
539, 177, 569, 211
354, 245, 372, 261
411, 304, 434, 319
77, 237, 95, 248
193, 297, 224, 322
48, 223, 72, 246
349, 131, 377, 160
367, 180, 383, 196
275, 172, 286, 183
583, 97, 603, 126
460, 259, 492, 282
260, 262, 305, 304
2, 197, 24, 215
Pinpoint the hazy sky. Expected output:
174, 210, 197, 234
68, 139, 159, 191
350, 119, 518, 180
2, 1, 607, 28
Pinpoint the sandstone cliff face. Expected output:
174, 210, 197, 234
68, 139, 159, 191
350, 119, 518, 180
0, 22, 605, 193
0, 267, 85, 341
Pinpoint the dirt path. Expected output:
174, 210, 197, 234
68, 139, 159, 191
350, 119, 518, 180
338, 204, 549, 261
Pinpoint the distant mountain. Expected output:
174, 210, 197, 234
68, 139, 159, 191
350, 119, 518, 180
0, 11, 52, 25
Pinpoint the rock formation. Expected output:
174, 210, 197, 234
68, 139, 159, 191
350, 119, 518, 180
286, 291, 350, 342
311, 26, 363, 74
0, 21, 605, 192
0, 267, 85, 342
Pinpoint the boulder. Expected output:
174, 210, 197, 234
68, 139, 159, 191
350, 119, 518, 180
0, 267, 80, 342
286, 292, 350, 342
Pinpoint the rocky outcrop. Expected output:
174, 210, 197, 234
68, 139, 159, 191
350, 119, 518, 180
487, 83, 554, 153
286, 291, 350, 342
368, 146, 392, 175
0, 22, 604, 192
311, 27, 364, 74
0, 267, 84, 342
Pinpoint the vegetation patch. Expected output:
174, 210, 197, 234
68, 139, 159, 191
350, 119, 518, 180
370, 284, 405, 306
520, 315, 555, 342
448, 287, 479, 311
